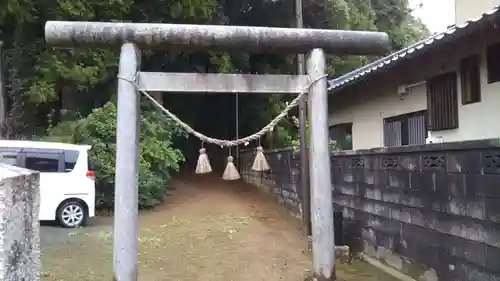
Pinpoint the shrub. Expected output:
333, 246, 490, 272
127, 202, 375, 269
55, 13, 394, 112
289, 116, 337, 151
44, 100, 186, 209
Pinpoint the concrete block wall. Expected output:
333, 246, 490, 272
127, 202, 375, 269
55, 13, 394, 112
0, 164, 40, 281
240, 148, 302, 217
333, 139, 500, 281
239, 139, 500, 281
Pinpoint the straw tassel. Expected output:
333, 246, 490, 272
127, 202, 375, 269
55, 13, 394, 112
222, 156, 240, 180
252, 146, 270, 171
195, 148, 212, 174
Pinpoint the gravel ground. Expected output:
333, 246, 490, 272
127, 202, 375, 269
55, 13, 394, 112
40, 218, 112, 249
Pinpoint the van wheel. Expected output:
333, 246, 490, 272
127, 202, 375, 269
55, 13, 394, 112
57, 201, 87, 228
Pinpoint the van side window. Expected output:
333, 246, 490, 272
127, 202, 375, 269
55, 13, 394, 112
0, 152, 18, 166
25, 152, 60, 172
0, 148, 20, 167
64, 150, 80, 172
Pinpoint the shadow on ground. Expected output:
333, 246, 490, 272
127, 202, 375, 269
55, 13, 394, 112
41, 176, 399, 281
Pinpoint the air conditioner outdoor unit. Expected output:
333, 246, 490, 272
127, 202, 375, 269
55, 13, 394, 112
397, 85, 409, 95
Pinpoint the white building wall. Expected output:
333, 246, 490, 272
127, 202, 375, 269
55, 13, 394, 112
437, 53, 500, 142
329, 84, 427, 150
328, 26, 500, 150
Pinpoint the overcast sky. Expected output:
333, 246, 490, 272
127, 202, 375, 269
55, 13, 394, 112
410, 0, 455, 32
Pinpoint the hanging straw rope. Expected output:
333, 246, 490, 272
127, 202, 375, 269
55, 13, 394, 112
117, 73, 327, 147
222, 148, 240, 180
252, 138, 270, 171
195, 141, 212, 174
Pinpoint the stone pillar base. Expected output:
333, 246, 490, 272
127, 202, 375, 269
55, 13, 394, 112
307, 236, 350, 263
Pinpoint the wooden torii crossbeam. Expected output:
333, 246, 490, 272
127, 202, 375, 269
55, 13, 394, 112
44, 21, 389, 281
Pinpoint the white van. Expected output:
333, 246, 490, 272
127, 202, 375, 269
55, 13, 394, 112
0, 140, 95, 228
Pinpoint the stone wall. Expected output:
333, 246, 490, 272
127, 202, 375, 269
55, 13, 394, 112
240, 148, 302, 217
239, 139, 500, 281
0, 164, 40, 281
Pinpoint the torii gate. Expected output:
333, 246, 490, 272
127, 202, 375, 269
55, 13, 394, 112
44, 21, 389, 281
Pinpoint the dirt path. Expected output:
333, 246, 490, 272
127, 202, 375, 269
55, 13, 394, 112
140, 176, 312, 281
41, 176, 396, 281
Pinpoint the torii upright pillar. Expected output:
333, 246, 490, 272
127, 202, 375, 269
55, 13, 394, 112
44, 21, 389, 281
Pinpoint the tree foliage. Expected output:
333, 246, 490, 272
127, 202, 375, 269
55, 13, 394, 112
0, 0, 428, 114
43, 100, 186, 208
0, 0, 430, 207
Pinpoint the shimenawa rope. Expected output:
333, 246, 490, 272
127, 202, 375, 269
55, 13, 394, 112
117, 73, 326, 148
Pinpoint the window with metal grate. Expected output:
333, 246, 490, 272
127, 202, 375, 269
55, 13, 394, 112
426, 72, 459, 131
